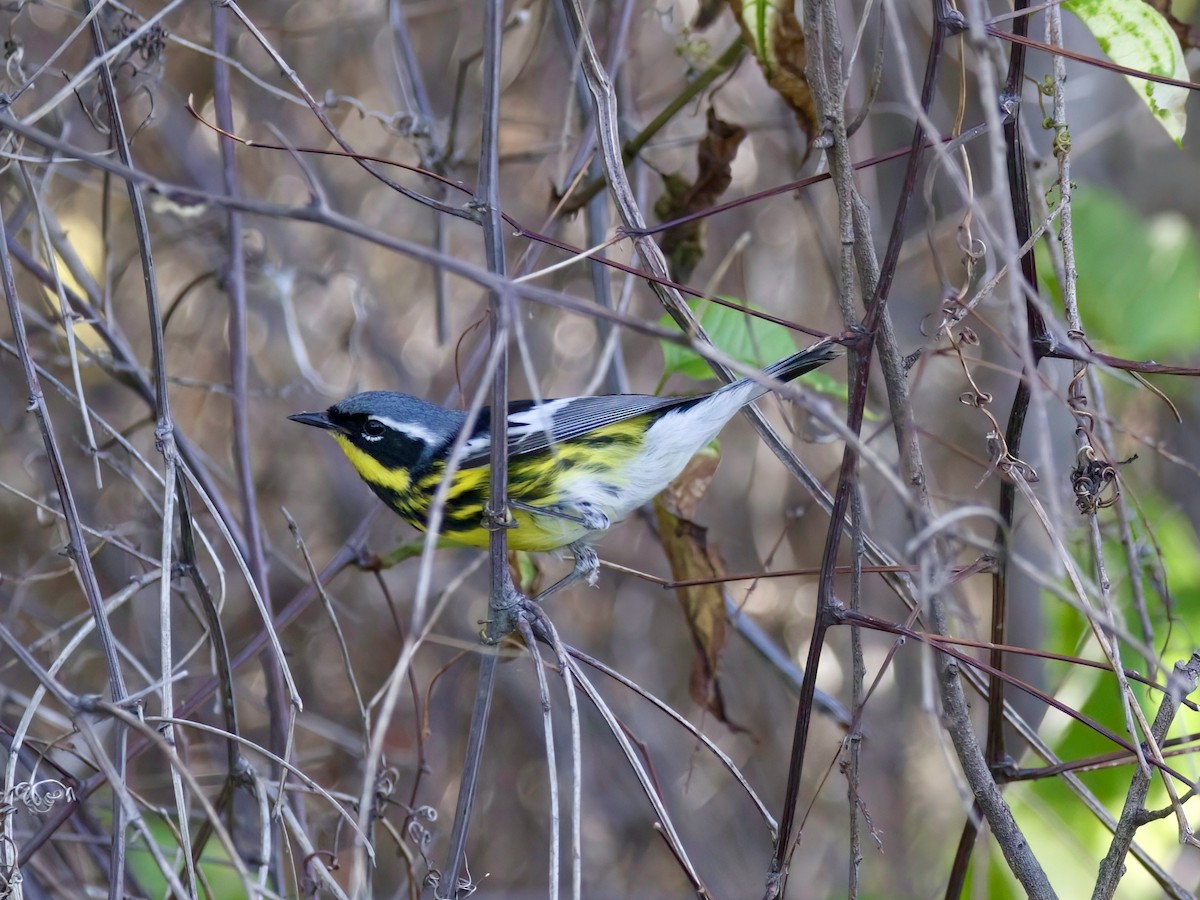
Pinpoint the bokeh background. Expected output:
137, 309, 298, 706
2, 0, 1200, 897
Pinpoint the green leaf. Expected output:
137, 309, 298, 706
1064, 0, 1188, 144
1036, 187, 1200, 358
740, 0, 777, 77
657, 298, 848, 407
513, 550, 539, 594
128, 814, 247, 899
659, 298, 800, 383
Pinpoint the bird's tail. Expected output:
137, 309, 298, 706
671, 338, 843, 450
714, 338, 843, 405
761, 339, 844, 385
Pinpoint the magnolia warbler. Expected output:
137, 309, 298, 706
289, 339, 841, 596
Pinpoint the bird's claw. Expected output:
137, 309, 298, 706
573, 545, 600, 586
575, 501, 611, 532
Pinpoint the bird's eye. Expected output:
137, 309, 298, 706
363, 419, 386, 437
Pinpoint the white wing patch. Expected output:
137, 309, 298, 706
508, 398, 570, 431
461, 399, 570, 458
461, 394, 695, 466
462, 433, 492, 457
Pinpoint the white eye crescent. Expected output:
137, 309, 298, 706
363, 419, 386, 440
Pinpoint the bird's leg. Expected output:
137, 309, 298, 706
509, 499, 611, 532
572, 543, 601, 586
573, 501, 611, 533
532, 542, 599, 602
504, 500, 607, 601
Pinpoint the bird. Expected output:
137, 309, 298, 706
289, 339, 841, 599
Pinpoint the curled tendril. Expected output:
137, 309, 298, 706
1071, 445, 1131, 514
376, 765, 398, 796
959, 390, 993, 408
414, 804, 438, 822
302, 849, 339, 872
0, 833, 22, 890
9, 780, 75, 814
997, 452, 1040, 484
406, 817, 434, 851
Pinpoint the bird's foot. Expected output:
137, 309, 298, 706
480, 582, 567, 672
526, 542, 600, 603
514, 594, 568, 673
573, 544, 600, 587
574, 501, 611, 532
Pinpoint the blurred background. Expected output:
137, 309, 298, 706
2, 0, 1200, 897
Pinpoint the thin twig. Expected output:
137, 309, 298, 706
441, 2, 515, 895
1093, 654, 1200, 899
0, 165, 133, 896
517, 622, 561, 900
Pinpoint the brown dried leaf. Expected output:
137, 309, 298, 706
726, 0, 818, 143
654, 107, 747, 284
654, 447, 746, 732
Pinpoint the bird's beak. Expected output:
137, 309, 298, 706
288, 410, 340, 432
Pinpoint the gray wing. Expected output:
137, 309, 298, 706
459, 393, 696, 466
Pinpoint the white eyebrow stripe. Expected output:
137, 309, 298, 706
371, 415, 439, 444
